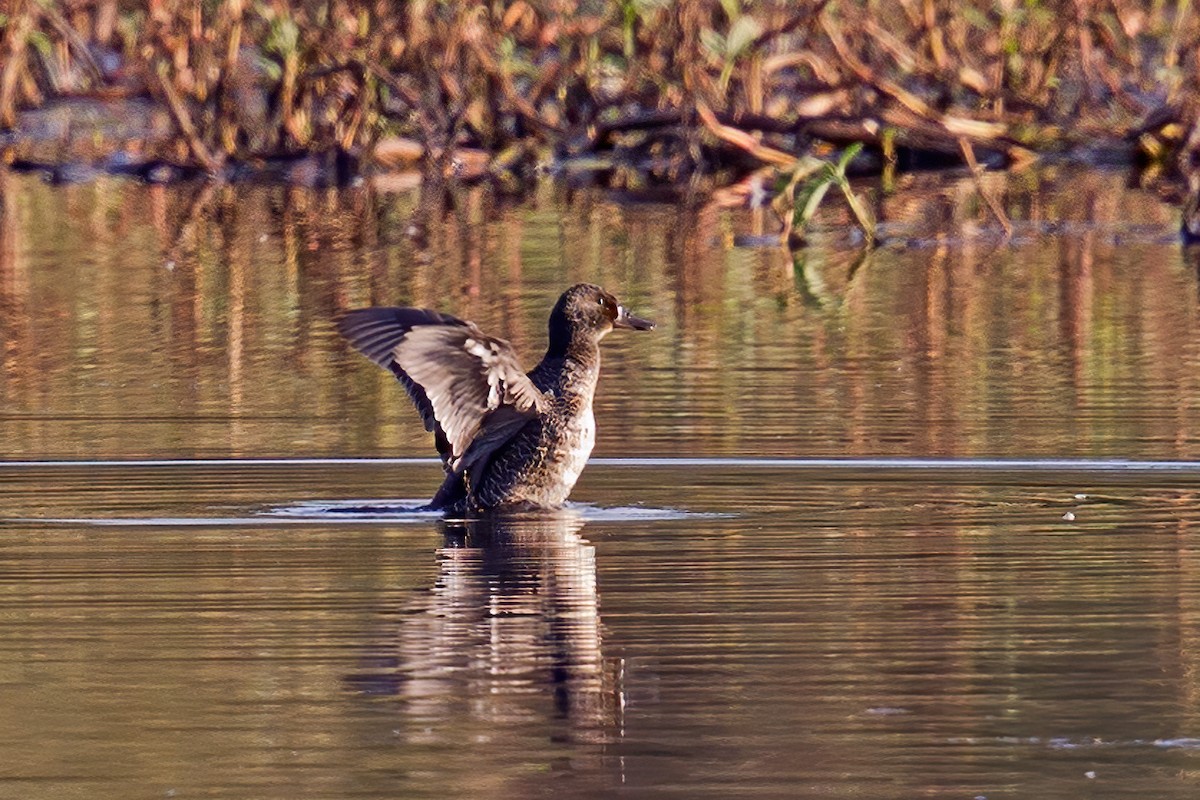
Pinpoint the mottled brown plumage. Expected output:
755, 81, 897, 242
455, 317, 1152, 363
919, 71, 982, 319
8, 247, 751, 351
336, 284, 654, 515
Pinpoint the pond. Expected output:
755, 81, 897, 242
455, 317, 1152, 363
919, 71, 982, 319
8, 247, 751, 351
3, 167, 1200, 798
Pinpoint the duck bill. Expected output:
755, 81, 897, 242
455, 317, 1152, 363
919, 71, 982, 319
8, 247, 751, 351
614, 305, 655, 331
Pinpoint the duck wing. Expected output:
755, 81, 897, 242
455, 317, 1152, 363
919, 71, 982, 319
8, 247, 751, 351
336, 307, 547, 473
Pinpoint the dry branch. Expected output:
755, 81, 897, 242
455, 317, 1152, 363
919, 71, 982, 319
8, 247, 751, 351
0, 0, 1196, 186
696, 101, 816, 170
959, 137, 1012, 236
155, 65, 222, 174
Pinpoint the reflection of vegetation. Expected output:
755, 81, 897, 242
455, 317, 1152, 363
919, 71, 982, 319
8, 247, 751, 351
792, 249, 831, 310
1, 169, 1196, 463
791, 246, 871, 312
775, 143, 875, 248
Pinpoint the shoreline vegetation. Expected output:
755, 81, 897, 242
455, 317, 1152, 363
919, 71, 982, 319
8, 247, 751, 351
2, 1, 1200, 241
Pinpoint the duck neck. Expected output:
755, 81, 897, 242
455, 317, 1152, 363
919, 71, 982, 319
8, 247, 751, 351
536, 325, 601, 400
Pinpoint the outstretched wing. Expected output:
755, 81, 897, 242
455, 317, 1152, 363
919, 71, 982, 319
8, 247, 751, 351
336, 307, 547, 473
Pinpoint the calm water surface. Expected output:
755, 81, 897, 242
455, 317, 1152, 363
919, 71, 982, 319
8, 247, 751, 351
3, 169, 1200, 798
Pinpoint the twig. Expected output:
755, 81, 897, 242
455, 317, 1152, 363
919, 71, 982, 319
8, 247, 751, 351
39, 1, 106, 85
958, 137, 1011, 237
0, 0, 35, 129
749, 1, 831, 51
822, 10, 1022, 156
364, 60, 421, 109
155, 64, 222, 174
821, 12, 935, 119
464, 38, 565, 136
696, 100, 820, 170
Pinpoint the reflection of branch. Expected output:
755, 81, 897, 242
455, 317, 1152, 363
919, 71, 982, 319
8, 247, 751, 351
845, 246, 873, 284
165, 182, 218, 265
0, 171, 19, 316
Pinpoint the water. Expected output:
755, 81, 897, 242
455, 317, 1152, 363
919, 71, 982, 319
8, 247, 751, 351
4, 168, 1200, 798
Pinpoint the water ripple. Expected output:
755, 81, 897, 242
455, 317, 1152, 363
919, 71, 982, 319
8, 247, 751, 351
6, 456, 1200, 473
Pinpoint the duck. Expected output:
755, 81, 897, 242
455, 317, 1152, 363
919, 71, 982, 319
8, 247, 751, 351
336, 284, 655, 515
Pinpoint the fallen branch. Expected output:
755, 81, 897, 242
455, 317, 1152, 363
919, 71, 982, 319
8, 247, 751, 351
155, 65, 222, 174
696, 100, 820, 170
959, 137, 1012, 236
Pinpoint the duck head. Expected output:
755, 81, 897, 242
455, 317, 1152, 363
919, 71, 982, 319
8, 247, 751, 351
547, 283, 654, 353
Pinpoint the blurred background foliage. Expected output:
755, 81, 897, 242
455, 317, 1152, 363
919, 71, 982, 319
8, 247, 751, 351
1, 1, 1198, 184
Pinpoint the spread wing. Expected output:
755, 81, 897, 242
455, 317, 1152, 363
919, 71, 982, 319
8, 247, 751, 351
336, 307, 547, 473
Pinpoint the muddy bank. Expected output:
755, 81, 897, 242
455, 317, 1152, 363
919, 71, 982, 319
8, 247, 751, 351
0, 83, 1165, 190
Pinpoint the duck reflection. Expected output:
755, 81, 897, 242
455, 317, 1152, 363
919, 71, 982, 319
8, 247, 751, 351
350, 508, 622, 743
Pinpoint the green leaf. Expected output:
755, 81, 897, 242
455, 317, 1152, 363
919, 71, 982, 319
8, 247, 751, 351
838, 180, 876, 246
783, 144, 874, 246
832, 141, 863, 178
254, 50, 282, 81
27, 29, 52, 57
794, 175, 835, 228
725, 15, 762, 59
633, 0, 671, 17
699, 28, 726, 58
830, 147, 876, 247
266, 16, 300, 57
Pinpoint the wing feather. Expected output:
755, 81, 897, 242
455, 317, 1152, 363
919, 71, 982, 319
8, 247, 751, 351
336, 306, 547, 474
337, 308, 457, 466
